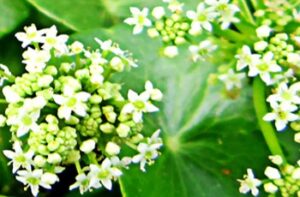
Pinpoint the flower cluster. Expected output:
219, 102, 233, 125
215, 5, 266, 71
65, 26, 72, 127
1, 24, 163, 196
239, 155, 300, 196
125, 0, 239, 58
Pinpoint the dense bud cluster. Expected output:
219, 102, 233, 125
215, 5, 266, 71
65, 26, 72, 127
0, 24, 163, 196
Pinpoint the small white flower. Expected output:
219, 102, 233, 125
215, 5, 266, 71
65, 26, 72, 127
238, 168, 261, 196
42, 25, 69, 54
218, 69, 245, 90
151, 6, 165, 20
189, 40, 217, 62
3, 141, 34, 173
124, 7, 152, 34
186, 3, 217, 34
267, 82, 300, 105
89, 159, 122, 190
70, 41, 84, 54
122, 90, 159, 123
287, 52, 300, 66
163, 45, 178, 58
94, 38, 113, 51
69, 173, 92, 194
145, 81, 163, 101
15, 24, 44, 48
22, 48, 51, 73
41, 172, 59, 185
256, 25, 272, 38
16, 169, 52, 197
248, 52, 281, 85
132, 130, 162, 172
80, 139, 96, 153
53, 91, 91, 120
235, 45, 261, 71
264, 166, 281, 179
208, 0, 240, 29
263, 102, 298, 131
84, 50, 107, 65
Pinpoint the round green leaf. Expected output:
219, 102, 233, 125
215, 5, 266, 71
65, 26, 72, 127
73, 25, 269, 197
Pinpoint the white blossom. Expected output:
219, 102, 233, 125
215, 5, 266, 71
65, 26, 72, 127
186, 3, 217, 34
248, 52, 281, 85
3, 141, 34, 173
264, 182, 278, 193
89, 159, 122, 190
80, 139, 96, 154
124, 7, 152, 34
151, 6, 165, 20
189, 40, 217, 62
235, 45, 261, 71
263, 102, 298, 131
145, 81, 163, 101
69, 173, 92, 194
163, 46, 178, 58
238, 169, 261, 196
256, 25, 272, 38
42, 25, 69, 54
15, 24, 44, 48
53, 91, 91, 120
22, 48, 51, 73
122, 90, 159, 123
105, 142, 121, 155
218, 69, 245, 90
267, 82, 300, 105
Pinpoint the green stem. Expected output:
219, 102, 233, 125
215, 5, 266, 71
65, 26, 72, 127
75, 161, 82, 173
253, 77, 286, 162
238, 0, 256, 25
0, 70, 15, 82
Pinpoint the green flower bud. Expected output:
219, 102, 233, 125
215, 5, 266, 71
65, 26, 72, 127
100, 123, 115, 134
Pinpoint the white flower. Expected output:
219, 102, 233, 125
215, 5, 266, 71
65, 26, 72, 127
124, 7, 152, 34
22, 48, 51, 73
105, 142, 121, 155
287, 52, 300, 66
69, 173, 92, 194
53, 91, 91, 120
267, 82, 300, 105
186, 3, 217, 34
189, 40, 217, 62
122, 90, 159, 123
163, 45, 178, 58
89, 159, 122, 190
145, 81, 163, 101
235, 45, 260, 71
94, 38, 113, 51
41, 172, 59, 185
16, 169, 53, 196
218, 69, 245, 90
256, 25, 272, 38
264, 166, 281, 179
42, 25, 69, 54
248, 52, 281, 85
3, 141, 34, 173
15, 24, 44, 48
80, 139, 96, 153
132, 130, 162, 172
207, 0, 240, 29
70, 41, 84, 54
84, 50, 107, 65
151, 6, 165, 20
238, 169, 261, 196
263, 102, 298, 131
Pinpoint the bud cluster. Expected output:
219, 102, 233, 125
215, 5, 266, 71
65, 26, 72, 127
0, 24, 163, 196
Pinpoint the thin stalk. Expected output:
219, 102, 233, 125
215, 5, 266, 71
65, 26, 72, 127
253, 77, 286, 162
0, 99, 7, 104
238, 0, 256, 25
75, 161, 82, 173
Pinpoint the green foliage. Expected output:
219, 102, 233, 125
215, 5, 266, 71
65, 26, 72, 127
0, 0, 29, 38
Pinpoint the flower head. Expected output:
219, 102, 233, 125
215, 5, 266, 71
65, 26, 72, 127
124, 7, 152, 34
238, 169, 261, 196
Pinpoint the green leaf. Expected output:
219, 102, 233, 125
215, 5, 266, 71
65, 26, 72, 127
0, 0, 29, 38
26, 0, 118, 31
74, 24, 269, 196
